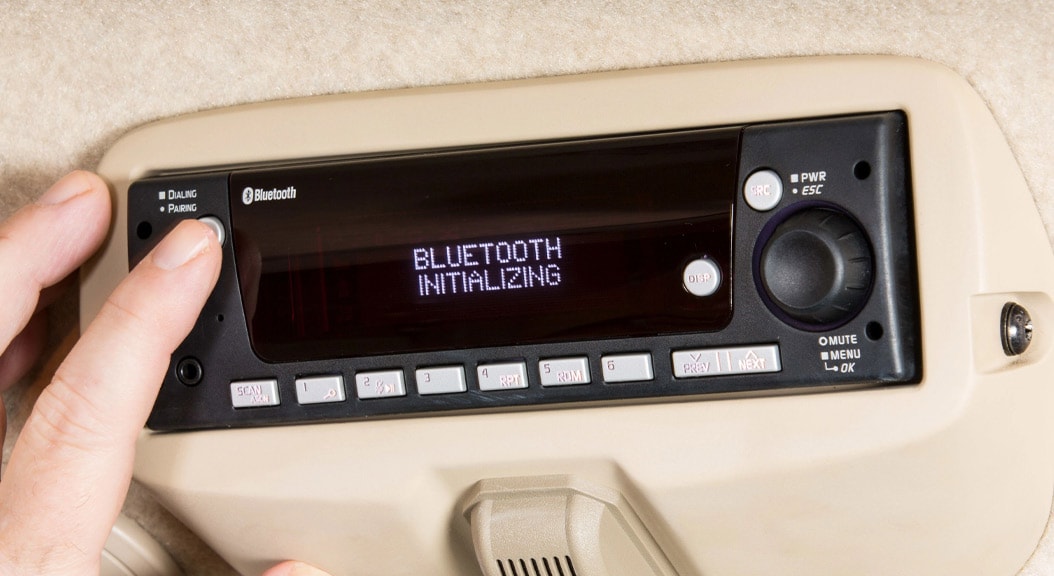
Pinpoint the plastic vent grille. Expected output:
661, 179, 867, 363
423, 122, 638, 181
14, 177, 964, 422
496, 556, 578, 576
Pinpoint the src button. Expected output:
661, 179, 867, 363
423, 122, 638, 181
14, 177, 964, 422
744, 169, 783, 212
759, 208, 873, 328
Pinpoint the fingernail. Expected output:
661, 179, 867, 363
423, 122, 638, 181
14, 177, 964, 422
152, 221, 213, 270
38, 171, 95, 205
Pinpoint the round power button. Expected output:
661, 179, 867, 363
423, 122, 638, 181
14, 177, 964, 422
744, 169, 783, 211
198, 215, 226, 246
683, 258, 722, 297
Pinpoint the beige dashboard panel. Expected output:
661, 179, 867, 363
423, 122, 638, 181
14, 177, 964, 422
82, 57, 1054, 575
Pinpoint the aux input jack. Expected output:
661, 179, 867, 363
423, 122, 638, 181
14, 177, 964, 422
176, 357, 204, 386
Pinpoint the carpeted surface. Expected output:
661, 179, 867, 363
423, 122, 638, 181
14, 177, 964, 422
1, 2, 1052, 574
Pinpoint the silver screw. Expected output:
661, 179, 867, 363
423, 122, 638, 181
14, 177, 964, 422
1001, 302, 1033, 356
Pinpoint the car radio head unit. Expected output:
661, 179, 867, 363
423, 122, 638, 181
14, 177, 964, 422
125, 111, 918, 430
81, 57, 1054, 575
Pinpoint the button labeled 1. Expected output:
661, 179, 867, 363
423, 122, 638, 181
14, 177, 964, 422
295, 375, 346, 405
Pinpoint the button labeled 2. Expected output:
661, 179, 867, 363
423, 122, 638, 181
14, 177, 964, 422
355, 370, 406, 399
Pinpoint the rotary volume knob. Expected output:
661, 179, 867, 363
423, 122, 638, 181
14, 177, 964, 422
759, 208, 873, 328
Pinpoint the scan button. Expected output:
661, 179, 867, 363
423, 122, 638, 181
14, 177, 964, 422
230, 379, 280, 409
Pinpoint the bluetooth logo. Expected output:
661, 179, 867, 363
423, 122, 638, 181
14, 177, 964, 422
242, 187, 254, 205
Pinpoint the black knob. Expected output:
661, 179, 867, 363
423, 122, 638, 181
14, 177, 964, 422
759, 208, 873, 327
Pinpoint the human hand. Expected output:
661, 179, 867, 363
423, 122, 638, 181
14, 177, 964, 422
0, 171, 335, 576
0, 171, 222, 573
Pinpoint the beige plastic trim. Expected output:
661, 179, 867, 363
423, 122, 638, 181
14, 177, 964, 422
461, 475, 677, 576
82, 56, 1054, 575
101, 515, 183, 576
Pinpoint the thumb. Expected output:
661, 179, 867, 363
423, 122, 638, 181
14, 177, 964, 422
0, 220, 221, 573
262, 561, 335, 576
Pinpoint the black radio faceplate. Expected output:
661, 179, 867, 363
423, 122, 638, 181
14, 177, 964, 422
128, 112, 919, 430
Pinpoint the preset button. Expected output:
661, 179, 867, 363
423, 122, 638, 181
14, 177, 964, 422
416, 366, 467, 395
539, 357, 591, 387
477, 362, 528, 391
602, 353, 654, 383
295, 375, 346, 405
355, 370, 406, 399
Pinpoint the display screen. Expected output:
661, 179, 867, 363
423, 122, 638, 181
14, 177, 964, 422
229, 128, 740, 362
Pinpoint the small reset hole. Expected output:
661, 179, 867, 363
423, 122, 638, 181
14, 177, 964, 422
217, 314, 225, 323
136, 221, 153, 240
854, 161, 872, 180
866, 322, 884, 341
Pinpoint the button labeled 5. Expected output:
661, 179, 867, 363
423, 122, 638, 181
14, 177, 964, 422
539, 357, 591, 387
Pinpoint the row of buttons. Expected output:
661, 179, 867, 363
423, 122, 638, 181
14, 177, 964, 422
230, 345, 780, 409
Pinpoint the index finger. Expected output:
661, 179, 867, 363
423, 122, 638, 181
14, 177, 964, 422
0, 171, 111, 353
